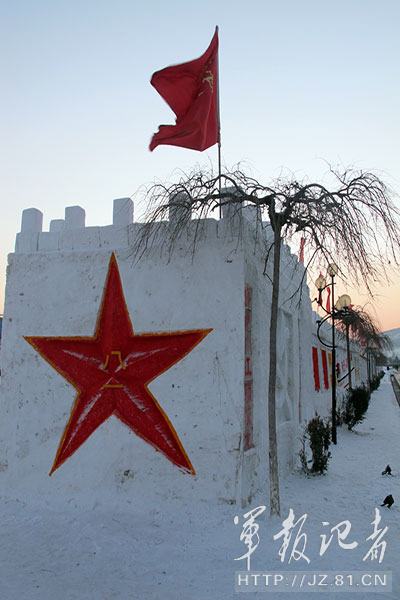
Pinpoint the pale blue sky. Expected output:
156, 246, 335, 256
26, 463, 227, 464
1, 0, 400, 327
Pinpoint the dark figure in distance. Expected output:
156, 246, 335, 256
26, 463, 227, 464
381, 494, 394, 508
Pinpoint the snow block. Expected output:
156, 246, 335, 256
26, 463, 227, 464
65, 205, 85, 229
72, 226, 101, 250
113, 198, 133, 227
49, 219, 65, 232
15, 232, 40, 253
21, 208, 43, 233
169, 192, 191, 225
99, 225, 129, 249
38, 231, 60, 252
58, 230, 75, 251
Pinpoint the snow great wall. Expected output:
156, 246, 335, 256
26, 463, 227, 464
0, 197, 370, 509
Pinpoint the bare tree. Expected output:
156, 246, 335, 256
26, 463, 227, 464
336, 306, 392, 390
133, 165, 400, 516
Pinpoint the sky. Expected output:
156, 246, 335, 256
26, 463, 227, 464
1, 0, 400, 330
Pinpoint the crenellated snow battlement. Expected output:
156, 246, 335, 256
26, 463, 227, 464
14, 195, 275, 252
14, 196, 305, 299
15, 198, 135, 254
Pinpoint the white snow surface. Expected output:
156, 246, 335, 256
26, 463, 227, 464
0, 372, 399, 600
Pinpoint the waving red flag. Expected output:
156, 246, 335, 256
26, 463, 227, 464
150, 27, 219, 152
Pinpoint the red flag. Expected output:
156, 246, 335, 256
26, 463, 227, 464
150, 28, 219, 152
326, 286, 331, 313
299, 237, 306, 262
317, 272, 324, 306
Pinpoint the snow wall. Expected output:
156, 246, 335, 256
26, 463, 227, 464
0, 198, 369, 509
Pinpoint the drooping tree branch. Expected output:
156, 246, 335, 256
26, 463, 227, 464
131, 164, 400, 517
134, 165, 400, 291
336, 306, 392, 353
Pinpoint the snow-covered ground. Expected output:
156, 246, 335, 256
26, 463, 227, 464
0, 371, 398, 599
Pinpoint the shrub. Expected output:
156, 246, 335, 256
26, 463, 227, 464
370, 371, 384, 392
342, 385, 371, 430
299, 414, 331, 475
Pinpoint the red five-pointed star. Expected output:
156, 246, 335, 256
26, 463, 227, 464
25, 254, 211, 475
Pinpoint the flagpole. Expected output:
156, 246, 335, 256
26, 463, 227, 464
216, 25, 222, 218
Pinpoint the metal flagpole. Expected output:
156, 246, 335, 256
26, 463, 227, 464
216, 25, 222, 217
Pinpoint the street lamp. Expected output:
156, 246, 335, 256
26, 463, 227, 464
315, 263, 341, 444
336, 294, 352, 310
327, 263, 339, 277
336, 294, 353, 390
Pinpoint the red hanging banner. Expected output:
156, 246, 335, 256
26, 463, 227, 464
312, 346, 320, 391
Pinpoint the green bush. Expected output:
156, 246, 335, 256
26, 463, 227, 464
342, 385, 371, 430
299, 414, 331, 475
370, 371, 384, 391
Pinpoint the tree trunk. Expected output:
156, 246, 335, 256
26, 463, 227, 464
268, 224, 281, 516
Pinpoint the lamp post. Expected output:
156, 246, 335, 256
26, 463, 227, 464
315, 263, 349, 445
335, 294, 353, 390
328, 264, 337, 444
